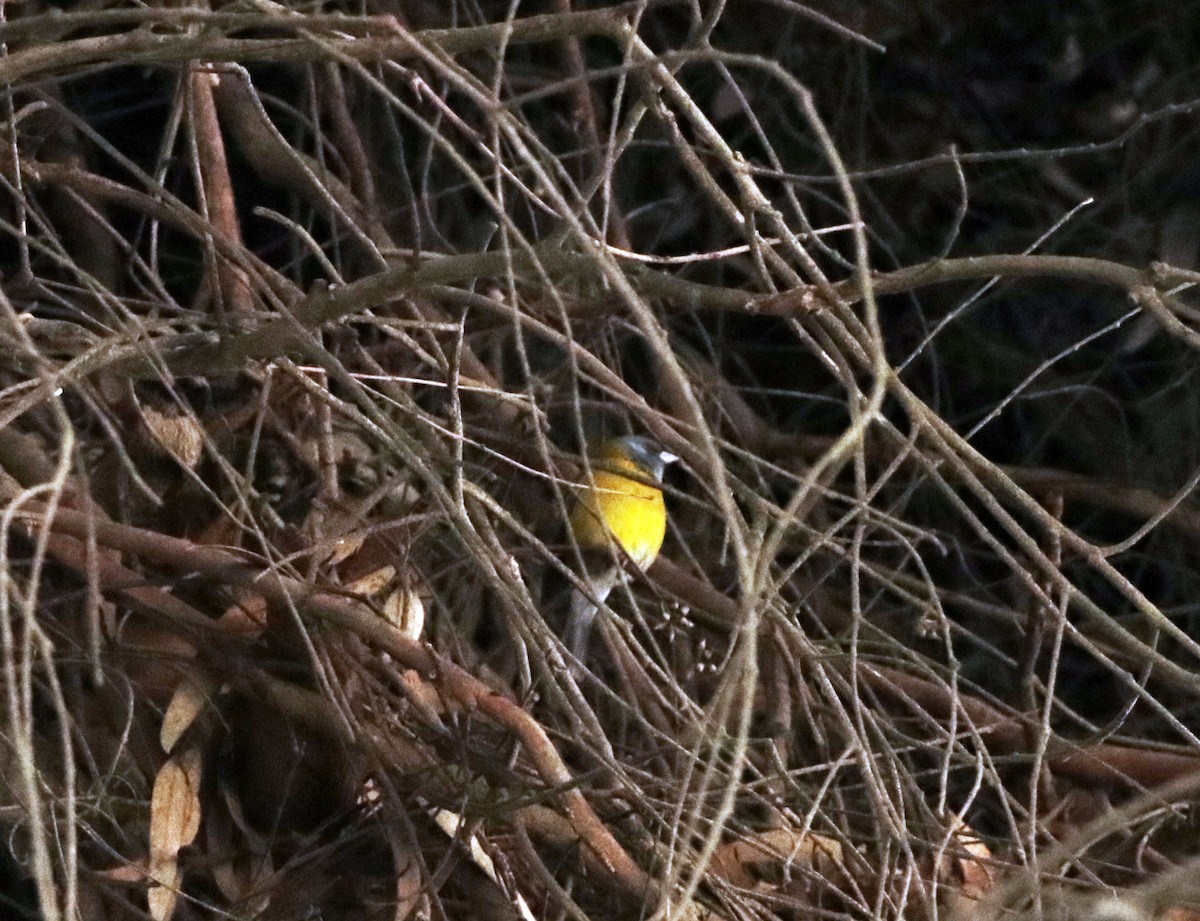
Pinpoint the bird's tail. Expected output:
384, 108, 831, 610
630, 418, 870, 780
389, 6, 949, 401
564, 568, 621, 660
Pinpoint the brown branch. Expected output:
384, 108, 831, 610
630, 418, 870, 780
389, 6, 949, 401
10, 159, 296, 304
211, 67, 391, 255
189, 65, 255, 317
1004, 465, 1200, 539
861, 663, 1200, 790
711, 254, 1155, 317
1, 495, 654, 899
0, 7, 640, 85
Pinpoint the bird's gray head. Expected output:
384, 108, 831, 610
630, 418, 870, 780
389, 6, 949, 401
611, 435, 678, 483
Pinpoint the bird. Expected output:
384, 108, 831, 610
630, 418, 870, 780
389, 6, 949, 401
563, 434, 677, 659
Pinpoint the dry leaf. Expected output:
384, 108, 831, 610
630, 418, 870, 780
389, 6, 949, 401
383, 586, 425, 638
433, 809, 536, 921
141, 406, 204, 469
710, 828, 844, 890
217, 592, 269, 639
936, 821, 995, 903
207, 803, 274, 912
390, 832, 425, 921
400, 668, 452, 721
323, 532, 366, 567
160, 675, 215, 755
95, 862, 147, 884
345, 564, 396, 598
148, 747, 203, 921
345, 564, 425, 638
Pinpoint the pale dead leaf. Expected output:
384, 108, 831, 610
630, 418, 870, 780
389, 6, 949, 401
345, 564, 396, 598
345, 565, 424, 637
147, 880, 179, 921
323, 532, 366, 567
160, 675, 215, 755
382, 586, 425, 638
148, 747, 203, 921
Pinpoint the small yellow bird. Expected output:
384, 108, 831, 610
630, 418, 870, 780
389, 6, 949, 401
564, 435, 677, 657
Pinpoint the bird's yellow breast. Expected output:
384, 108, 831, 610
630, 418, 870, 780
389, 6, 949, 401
569, 460, 666, 570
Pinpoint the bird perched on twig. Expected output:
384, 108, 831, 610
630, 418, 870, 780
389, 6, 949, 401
564, 435, 677, 658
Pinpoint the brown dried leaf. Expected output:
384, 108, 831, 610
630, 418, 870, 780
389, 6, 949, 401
117, 616, 198, 706
141, 406, 204, 469
217, 592, 269, 639
936, 821, 995, 903
392, 833, 425, 920
95, 862, 147, 884
400, 668, 452, 721
148, 747, 203, 921
78, 878, 113, 921
710, 828, 844, 890
208, 799, 273, 913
